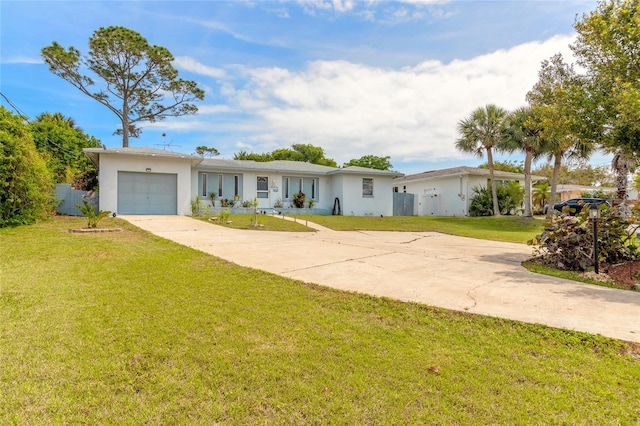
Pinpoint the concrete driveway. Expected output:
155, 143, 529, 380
122, 215, 640, 343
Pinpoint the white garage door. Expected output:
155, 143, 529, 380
117, 172, 177, 215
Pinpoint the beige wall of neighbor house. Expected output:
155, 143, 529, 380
553, 184, 640, 201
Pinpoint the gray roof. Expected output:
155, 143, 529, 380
84, 147, 401, 176
198, 159, 402, 176
328, 165, 403, 177
197, 158, 337, 174
84, 147, 202, 166
393, 166, 545, 183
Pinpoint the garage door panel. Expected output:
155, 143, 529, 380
118, 172, 177, 215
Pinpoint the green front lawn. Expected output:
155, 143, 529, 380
298, 214, 544, 243
1, 217, 638, 424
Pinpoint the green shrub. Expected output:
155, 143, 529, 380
469, 183, 524, 216
469, 186, 493, 216
0, 107, 54, 227
528, 206, 639, 271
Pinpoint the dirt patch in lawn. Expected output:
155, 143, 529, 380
580, 260, 640, 291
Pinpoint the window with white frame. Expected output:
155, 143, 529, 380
218, 174, 223, 197
284, 177, 290, 199
362, 178, 374, 197
201, 173, 208, 197
234, 175, 240, 196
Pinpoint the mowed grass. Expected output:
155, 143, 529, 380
298, 214, 544, 243
197, 213, 315, 232
1, 217, 639, 424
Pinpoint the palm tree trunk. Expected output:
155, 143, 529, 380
486, 148, 501, 216
547, 151, 562, 219
523, 149, 533, 218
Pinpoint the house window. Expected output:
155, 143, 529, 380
363, 178, 374, 197
284, 177, 290, 199
234, 175, 240, 196
201, 173, 208, 197
311, 179, 316, 199
257, 176, 269, 198
393, 187, 398, 193
218, 174, 223, 197
299, 178, 303, 193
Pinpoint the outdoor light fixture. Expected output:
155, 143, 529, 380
590, 204, 600, 274
145, 168, 152, 173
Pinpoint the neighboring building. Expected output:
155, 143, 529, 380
84, 147, 402, 216
392, 166, 545, 217
554, 184, 639, 201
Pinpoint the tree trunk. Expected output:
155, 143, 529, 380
547, 151, 562, 220
523, 149, 533, 218
122, 101, 129, 148
486, 148, 501, 216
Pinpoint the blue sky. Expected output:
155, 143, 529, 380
1, 0, 603, 174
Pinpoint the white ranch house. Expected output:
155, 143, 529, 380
392, 166, 545, 217
84, 148, 403, 216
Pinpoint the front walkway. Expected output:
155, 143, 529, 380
122, 215, 640, 343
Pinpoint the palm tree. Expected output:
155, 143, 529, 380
532, 181, 551, 214
456, 104, 508, 216
501, 107, 546, 217
526, 54, 594, 218
611, 149, 636, 213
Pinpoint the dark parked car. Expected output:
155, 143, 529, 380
551, 198, 609, 215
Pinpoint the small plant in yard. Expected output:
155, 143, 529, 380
242, 200, 252, 208
208, 192, 217, 207
528, 206, 639, 271
220, 209, 230, 223
191, 195, 202, 216
293, 192, 306, 208
308, 198, 315, 209
75, 199, 111, 229
274, 198, 283, 209
251, 197, 259, 227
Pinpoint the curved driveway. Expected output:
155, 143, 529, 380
123, 215, 640, 343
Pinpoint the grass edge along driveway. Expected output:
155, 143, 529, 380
1, 217, 638, 424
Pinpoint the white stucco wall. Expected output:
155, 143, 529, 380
192, 169, 335, 211
402, 175, 467, 216
338, 174, 394, 216
396, 173, 526, 217
99, 154, 193, 215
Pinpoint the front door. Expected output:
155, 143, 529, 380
256, 176, 270, 209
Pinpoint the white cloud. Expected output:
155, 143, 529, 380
223, 34, 576, 165
297, 0, 355, 13
2, 56, 42, 64
173, 56, 226, 79
398, 0, 451, 5
197, 105, 234, 114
